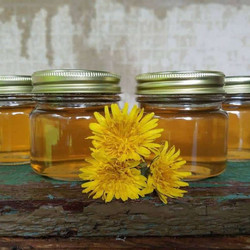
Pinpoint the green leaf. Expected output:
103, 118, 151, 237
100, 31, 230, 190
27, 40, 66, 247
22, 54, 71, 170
140, 163, 150, 177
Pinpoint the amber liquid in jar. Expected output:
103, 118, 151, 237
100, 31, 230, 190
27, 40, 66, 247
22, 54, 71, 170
30, 96, 111, 181
141, 99, 228, 181
0, 98, 33, 165
223, 95, 250, 161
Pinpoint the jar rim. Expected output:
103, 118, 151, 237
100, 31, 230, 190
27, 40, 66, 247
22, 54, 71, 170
32, 93, 121, 103
224, 76, 250, 94
137, 93, 224, 102
136, 70, 225, 95
32, 69, 121, 94
0, 75, 32, 94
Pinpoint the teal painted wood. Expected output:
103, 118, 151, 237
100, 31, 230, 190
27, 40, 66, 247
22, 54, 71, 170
0, 162, 249, 237
0, 161, 249, 186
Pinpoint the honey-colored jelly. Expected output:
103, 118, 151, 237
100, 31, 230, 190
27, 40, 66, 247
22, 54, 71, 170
223, 76, 250, 161
136, 71, 228, 181
0, 75, 33, 165
30, 69, 121, 181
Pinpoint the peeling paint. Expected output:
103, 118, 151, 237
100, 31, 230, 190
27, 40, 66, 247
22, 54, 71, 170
47, 194, 55, 200
0, 159, 249, 237
217, 193, 250, 202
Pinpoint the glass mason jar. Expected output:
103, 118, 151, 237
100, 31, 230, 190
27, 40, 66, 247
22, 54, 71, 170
223, 76, 250, 161
0, 75, 33, 165
136, 71, 228, 181
30, 69, 121, 181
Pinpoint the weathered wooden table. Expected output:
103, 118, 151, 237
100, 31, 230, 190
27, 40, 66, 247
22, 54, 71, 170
0, 162, 249, 248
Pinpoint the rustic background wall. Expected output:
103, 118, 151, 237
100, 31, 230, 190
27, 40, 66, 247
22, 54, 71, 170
0, 0, 249, 104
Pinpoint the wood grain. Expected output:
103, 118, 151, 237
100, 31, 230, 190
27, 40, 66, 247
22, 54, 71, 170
0, 162, 249, 237
0, 236, 250, 249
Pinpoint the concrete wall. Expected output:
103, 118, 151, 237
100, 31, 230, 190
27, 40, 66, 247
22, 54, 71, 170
0, 0, 250, 104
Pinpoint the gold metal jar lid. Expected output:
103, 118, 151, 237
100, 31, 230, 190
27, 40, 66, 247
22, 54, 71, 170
32, 69, 121, 94
136, 70, 225, 95
0, 75, 32, 94
224, 76, 250, 94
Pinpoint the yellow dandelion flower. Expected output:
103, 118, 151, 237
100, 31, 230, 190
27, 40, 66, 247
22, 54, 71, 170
79, 153, 147, 202
88, 103, 163, 162
141, 142, 191, 204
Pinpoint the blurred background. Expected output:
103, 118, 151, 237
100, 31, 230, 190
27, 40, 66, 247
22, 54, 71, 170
0, 0, 249, 104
